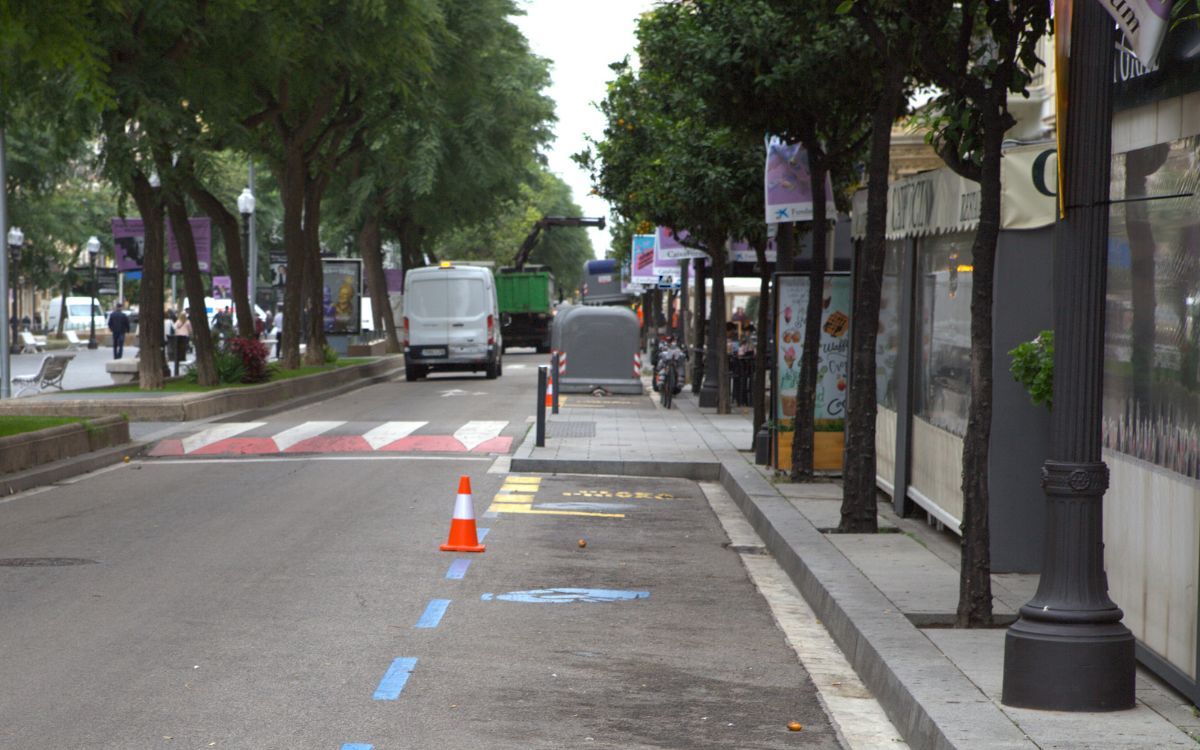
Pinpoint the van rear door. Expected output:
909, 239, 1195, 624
406, 275, 449, 355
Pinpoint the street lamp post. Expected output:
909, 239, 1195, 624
7, 227, 22, 355
86, 235, 100, 350
237, 187, 256, 315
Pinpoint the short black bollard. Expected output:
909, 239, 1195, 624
550, 351, 560, 414
536, 365, 547, 447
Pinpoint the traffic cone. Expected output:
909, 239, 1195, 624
440, 475, 486, 553
545, 370, 555, 408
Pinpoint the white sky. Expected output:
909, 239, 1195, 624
513, 0, 655, 259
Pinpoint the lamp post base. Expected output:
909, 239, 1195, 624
87, 340, 98, 350
1002, 618, 1135, 711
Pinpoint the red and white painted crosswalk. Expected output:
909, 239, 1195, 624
149, 420, 514, 457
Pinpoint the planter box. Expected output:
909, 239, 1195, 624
774, 430, 844, 473
0, 415, 129, 475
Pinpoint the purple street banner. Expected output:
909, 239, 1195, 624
764, 137, 835, 224
111, 217, 213, 272
322, 258, 363, 335
730, 237, 778, 264
211, 276, 232, 299
630, 234, 657, 283
1102, 0, 1171, 65
655, 226, 707, 262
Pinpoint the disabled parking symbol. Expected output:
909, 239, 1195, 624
481, 588, 649, 604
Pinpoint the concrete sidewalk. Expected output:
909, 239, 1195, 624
511, 386, 1200, 749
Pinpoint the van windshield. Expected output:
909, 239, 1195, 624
68, 304, 99, 318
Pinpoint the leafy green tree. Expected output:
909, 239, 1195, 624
905, 0, 1051, 627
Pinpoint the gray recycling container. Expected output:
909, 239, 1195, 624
554, 306, 643, 395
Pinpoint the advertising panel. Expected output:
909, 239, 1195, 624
764, 138, 835, 224
322, 258, 362, 334
630, 234, 657, 284
773, 273, 851, 424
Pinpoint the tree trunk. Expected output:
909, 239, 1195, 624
692, 257, 707, 393
302, 177, 327, 365
753, 237, 770, 438
793, 146, 830, 481
129, 172, 165, 390
776, 222, 796, 272
189, 184, 255, 339
841, 72, 905, 533
275, 150, 306, 370
956, 118, 1007, 627
359, 207, 400, 353
165, 190, 218, 386
709, 232, 730, 414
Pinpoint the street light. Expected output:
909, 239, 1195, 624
86, 235, 100, 350
237, 187, 256, 314
7, 226, 22, 355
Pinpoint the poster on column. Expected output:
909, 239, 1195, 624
630, 234, 657, 284
773, 272, 851, 470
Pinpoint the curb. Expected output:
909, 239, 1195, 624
0, 355, 403, 421
1, 439, 151, 498
0, 415, 130, 476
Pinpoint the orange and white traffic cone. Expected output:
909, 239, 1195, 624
545, 370, 555, 408
440, 475, 486, 553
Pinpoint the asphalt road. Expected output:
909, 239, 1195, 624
0, 352, 840, 749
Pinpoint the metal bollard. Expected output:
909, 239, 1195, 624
550, 351, 560, 414
536, 365, 547, 447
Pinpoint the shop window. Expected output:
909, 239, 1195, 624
1104, 136, 1200, 478
876, 240, 904, 410
914, 232, 974, 436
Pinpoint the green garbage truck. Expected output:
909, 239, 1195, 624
496, 265, 554, 353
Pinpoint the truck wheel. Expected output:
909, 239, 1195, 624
405, 364, 425, 382
485, 361, 499, 379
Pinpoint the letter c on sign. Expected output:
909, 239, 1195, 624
1032, 149, 1057, 197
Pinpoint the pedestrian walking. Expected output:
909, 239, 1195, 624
174, 311, 192, 363
273, 307, 284, 359
107, 303, 131, 359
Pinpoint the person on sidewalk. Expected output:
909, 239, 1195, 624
173, 311, 192, 363
107, 303, 131, 359
273, 307, 283, 359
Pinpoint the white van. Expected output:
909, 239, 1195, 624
46, 296, 106, 332
402, 263, 502, 381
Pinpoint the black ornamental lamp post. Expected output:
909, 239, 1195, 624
238, 187, 256, 313
86, 235, 100, 350
1001, 0, 1135, 711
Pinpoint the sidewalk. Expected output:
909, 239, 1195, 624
511, 386, 1200, 749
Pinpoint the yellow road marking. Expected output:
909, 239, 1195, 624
489, 506, 625, 519
504, 476, 541, 485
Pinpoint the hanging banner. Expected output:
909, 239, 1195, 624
211, 276, 232, 299
630, 234, 658, 284
656, 226, 707, 261
730, 238, 778, 264
110, 217, 212, 273
1101, 0, 1172, 66
764, 137, 836, 224
322, 258, 362, 335
1000, 143, 1058, 230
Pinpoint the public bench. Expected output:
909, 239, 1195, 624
12, 353, 75, 396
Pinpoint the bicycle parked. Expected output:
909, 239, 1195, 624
656, 336, 686, 409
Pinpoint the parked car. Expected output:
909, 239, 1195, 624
402, 262, 502, 381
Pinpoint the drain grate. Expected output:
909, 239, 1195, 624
0, 558, 99, 567
546, 421, 597, 438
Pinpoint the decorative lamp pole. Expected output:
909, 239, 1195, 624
237, 187, 256, 313
7, 227, 22, 355
86, 235, 100, 350
1001, 1, 1134, 711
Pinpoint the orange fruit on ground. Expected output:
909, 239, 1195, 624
787, 721, 803, 732
578, 539, 587, 548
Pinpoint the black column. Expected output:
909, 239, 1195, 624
1001, 1, 1134, 711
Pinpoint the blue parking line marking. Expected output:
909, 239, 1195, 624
341, 744, 373, 750
477, 527, 490, 541
373, 657, 418, 700
416, 599, 451, 628
446, 559, 472, 580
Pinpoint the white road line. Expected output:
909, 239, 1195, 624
148, 456, 491, 465
699, 482, 907, 749
362, 421, 427, 450
181, 422, 265, 454
271, 421, 345, 452
453, 420, 507, 451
